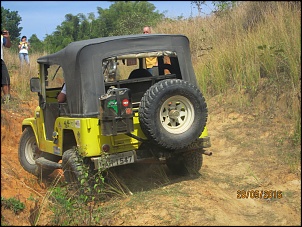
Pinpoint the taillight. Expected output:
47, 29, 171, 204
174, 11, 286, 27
102, 144, 110, 152
125, 108, 132, 115
122, 99, 129, 107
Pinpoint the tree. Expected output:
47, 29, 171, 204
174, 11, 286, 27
1, 6, 22, 43
212, 1, 238, 16
61, 13, 80, 41
39, 1, 165, 53
191, 1, 205, 17
96, 1, 165, 36
28, 34, 44, 53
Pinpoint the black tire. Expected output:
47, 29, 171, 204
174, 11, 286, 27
18, 127, 54, 177
139, 79, 208, 150
62, 148, 97, 189
166, 150, 203, 175
62, 149, 82, 184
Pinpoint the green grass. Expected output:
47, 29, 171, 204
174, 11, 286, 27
1, 197, 25, 214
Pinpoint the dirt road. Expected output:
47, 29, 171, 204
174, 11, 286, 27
1, 96, 301, 226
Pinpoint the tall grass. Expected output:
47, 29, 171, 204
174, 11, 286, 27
157, 2, 300, 94
2, 49, 43, 101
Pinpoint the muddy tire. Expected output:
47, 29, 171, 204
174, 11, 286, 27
139, 79, 208, 150
18, 127, 54, 177
62, 148, 97, 190
62, 149, 83, 184
166, 150, 203, 175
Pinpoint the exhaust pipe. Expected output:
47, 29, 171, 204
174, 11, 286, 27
202, 150, 212, 156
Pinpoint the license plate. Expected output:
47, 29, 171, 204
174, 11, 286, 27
92, 150, 135, 169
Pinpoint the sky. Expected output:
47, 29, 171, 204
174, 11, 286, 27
1, 1, 214, 41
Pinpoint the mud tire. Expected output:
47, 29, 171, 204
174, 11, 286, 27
18, 127, 55, 177
139, 79, 208, 150
62, 148, 98, 191
62, 149, 83, 184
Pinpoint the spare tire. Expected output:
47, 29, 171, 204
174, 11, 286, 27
138, 79, 208, 150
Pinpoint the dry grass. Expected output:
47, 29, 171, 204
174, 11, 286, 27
2, 50, 41, 101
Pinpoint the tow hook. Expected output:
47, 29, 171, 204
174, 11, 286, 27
202, 150, 212, 156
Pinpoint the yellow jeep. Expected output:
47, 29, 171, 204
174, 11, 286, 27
18, 34, 211, 183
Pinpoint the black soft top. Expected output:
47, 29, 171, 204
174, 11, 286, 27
37, 34, 197, 117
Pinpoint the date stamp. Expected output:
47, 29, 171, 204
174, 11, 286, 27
237, 190, 282, 199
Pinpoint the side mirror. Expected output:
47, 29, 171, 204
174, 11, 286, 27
30, 77, 41, 92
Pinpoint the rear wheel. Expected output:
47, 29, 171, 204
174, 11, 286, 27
62, 149, 82, 184
166, 150, 203, 175
62, 148, 98, 190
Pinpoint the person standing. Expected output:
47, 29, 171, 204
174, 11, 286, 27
143, 26, 172, 75
1, 30, 12, 104
143, 26, 158, 75
18, 35, 30, 65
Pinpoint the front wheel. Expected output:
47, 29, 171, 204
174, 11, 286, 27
18, 127, 54, 177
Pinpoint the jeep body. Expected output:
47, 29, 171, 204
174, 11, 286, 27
18, 34, 211, 181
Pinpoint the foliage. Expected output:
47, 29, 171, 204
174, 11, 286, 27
47, 148, 108, 225
2, 1, 165, 53
190, 1, 238, 17
212, 1, 238, 12
26, 1, 164, 53
1, 6, 22, 43
48, 186, 88, 225
0, 1, 272, 54
97, 1, 164, 36
1, 196, 25, 214
191, 1, 206, 17
28, 34, 45, 52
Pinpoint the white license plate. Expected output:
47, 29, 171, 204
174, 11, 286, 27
92, 150, 135, 169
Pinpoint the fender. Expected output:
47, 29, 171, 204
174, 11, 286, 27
21, 117, 39, 147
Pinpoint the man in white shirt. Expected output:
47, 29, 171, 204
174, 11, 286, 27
57, 84, 66, 103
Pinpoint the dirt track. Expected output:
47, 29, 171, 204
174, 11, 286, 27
1, 95, 301, 226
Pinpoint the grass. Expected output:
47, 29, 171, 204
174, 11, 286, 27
1, 196, 25, 214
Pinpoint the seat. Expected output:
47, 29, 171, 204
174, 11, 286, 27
128, 68, 153, 79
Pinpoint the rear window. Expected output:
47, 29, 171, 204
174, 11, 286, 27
102, 51, 180, 83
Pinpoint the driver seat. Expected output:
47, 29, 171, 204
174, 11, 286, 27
128, 69, 152, 79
